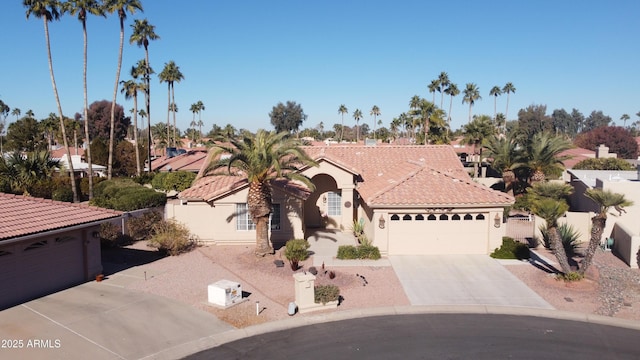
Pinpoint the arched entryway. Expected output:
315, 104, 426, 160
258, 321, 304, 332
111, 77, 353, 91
304, 173, 342, 229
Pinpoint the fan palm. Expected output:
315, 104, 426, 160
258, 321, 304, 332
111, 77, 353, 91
159, 61, 184, 147
530, 197, 573, 275
196, 100, 205, 141
428, 79, 439, 104
437, 72, 449, 109
120, 78, 142, 175
525, 132, 571, 183
462, 83, 481, 124
462, 115, 494, 176
201, 130, 317, 256
502, 82, 516, 128
130, 18, 159, 171
338, 104, 347, 142
24, 0, 78, 202
580, 189, 632, 275
489, 86, 502, 122
370, 105, 380, 140
353, 109, 363, 142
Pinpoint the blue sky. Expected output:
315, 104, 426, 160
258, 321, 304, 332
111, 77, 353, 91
2, 0, 639, 134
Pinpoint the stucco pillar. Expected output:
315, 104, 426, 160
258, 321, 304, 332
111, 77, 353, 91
341, 187, 354, 231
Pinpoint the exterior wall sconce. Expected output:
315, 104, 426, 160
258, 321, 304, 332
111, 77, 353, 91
322, 195, 327, 204
494, 213, 501, 228
378, 215, 386, 229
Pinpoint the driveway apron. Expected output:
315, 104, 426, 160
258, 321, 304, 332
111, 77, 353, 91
389, 255, 553, 309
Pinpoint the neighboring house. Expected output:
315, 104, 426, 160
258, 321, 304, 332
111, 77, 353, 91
0, 193, 121, 309
168, 144, 514, 256
50, 146, 107, 178
566, 169, 640, 268
151, 148, 208, 173
559, 147, 596, 169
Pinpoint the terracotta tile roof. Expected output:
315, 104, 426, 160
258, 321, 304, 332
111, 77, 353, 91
50, 147, 84, 158
179, 175, 311, 201
0, 193, 122, 240
152, 149, 208, 172
559, 147, 596, 169
303, 144, 512, 207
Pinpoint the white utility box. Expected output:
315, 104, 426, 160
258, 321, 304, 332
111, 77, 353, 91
208, 280, 242, 307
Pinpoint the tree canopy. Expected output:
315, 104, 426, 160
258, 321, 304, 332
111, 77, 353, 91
86, 100, 130, 141
269, 101, 307, 134
574, 126, 638, 159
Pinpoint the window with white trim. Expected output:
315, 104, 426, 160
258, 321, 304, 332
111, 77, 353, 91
327, 191, 341, 216
236, 203, 281, 231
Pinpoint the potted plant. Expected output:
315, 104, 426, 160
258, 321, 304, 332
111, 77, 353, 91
284, 239, 310, 271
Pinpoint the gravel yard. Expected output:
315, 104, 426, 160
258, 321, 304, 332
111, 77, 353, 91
105, 242, 640, 328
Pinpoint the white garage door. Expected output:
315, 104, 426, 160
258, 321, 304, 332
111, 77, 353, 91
387, 213, 490, 255
0, 236, 84, 309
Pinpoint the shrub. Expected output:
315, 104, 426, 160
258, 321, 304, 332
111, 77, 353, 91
147, 219, 197, 256
539, 224, 582, 257
490, 237, 530, 260
559, 271, 584, 282
573, 157, 635, 171
314, 284, 340, 305
127, 210, 163, 242
90, 179, 166, 211
337, 245, 359, 259
133, 172, 156, 186
151, 172, 168, 190
164, 171, 196, 192
98, 222, 123, 248
357, 244, 381, 260
52, 186, 74, 202
284, 239, 310, 270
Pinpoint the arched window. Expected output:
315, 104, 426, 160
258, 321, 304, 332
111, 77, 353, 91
427, 214, 436, 221
464, 214, 473, 220
415, 214, 424, 221
402, 214, 412, 221
439, 214, 449, 220
452, 214, 461, 221
391, 214, 400, 221
476, 214, 485, 220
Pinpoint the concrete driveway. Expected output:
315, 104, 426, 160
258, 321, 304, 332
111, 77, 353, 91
389, 255, 553, 309
0, 281, 234, 360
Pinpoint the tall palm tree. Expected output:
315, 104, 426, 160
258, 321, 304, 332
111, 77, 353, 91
11, 108, 21, 121
502, 82, 516, 127
428, 79, 439, 104
462, 83, 481, 124
338, 104, 348, 142
353, 109, 363, 142
201, 130, 317, 256
104, 0, 143, 179
190, 102, 198, 139
444, 83, 459, 128
26, 110, 35, 118
525, 132, 571, 183
151, 122, 168, 156
130, 18, 159, 172
64, 0, 104, 197
159, 61, 183, 147
489, 86, 502, 122
620, 113, 630, 127
437, 72, 449, 109
580, 189, 632, 275
370, 105, 380, 140
196, 100, 205, 141
0, 101, 8, 154
120, 75, 143, 175
24, 0, 79, 202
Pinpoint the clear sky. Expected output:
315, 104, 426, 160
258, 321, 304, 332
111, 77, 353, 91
2, 0, 639, 135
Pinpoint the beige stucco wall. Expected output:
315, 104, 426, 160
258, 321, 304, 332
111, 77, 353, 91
612, 222, 640, 268
167, 187, 304, 247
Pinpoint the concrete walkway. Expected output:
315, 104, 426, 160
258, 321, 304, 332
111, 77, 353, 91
306, 229, 391, 267
390, 255, 553, 309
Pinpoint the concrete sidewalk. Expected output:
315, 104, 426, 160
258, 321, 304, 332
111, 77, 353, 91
390, 255, 553, 309
0, 281, 234, 360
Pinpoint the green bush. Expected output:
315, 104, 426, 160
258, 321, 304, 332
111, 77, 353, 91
164, 171, 196, 192
90, 179, 166, 211
127, 210, 163, 242
490, 237, 530, 260
133, 172, 156, 186
540, 224, 582, 257
284, 239, 310, 270
573, 157, 635, 171
80, 176, 106, 198
314, 284, 340, 305
357, 244, 381, 260
337, 245, 359, 259
147, 219, 197, 256
52, 186, 74, 202
151, 172, 168, 190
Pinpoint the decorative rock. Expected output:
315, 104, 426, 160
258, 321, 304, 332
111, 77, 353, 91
309, 266, 318, 275
274, 260, 284, 268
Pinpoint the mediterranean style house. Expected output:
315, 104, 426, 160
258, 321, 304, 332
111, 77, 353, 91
168, 144, 514, 256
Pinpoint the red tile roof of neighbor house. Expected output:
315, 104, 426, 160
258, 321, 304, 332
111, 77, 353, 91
181, 144, 513, 207
0, 193, 121, 240
559, 147, 596, 169
49, 147, 85, 159
151, 149, 209, 172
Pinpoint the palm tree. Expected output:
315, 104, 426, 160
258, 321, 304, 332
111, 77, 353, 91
444, 83, 459, 129
130, 18, 159, 172
462, 83, 481, 124
370, 105, 380, 140
151, 122, 168, 156
428, 79, 439, 104
530, 197, 573, 275
25, 0, 79, 202
120, 74, 143, 175
159, 61, 184, 147
502, 82, 516, 126
201, 130, 317, 256
489, 86, 502, 122
196, 100, 205, 141
11, 108, 21, 121
525, 132, 571, 183
580, 189, 632, 275
353, 109, 363, 142
462, 115, 495, 177
190, 102, 198, 138
0, 101, 8, 154
338, 104, 347, 142
63, 0, 104, 197
620, 113, 630, 127
437, 72, 449, 109
104, 0, 143, 177
484, 133, 524, 194
26, 110, 35, 118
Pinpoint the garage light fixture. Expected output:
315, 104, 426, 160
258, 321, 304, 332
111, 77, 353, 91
494, 214, 501, 228
378, 215, 386, 229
